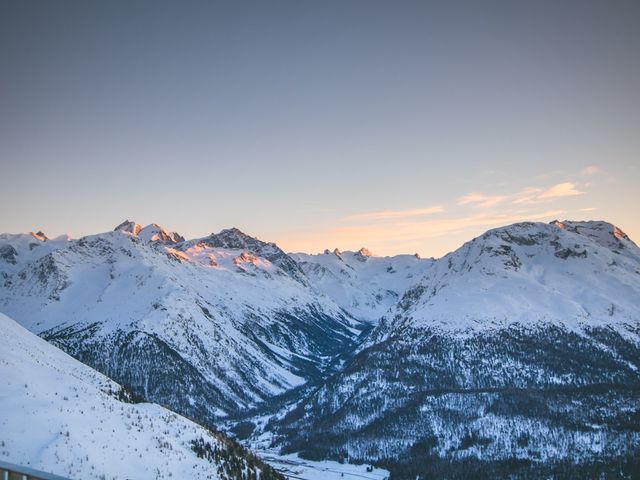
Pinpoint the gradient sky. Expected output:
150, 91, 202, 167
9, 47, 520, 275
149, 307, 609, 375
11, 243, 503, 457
1, 1, 639, 258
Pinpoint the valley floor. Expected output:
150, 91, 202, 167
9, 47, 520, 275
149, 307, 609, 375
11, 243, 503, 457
255, 449, 390, 480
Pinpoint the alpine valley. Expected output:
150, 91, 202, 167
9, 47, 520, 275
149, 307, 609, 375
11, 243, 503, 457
1, 220, 639, 479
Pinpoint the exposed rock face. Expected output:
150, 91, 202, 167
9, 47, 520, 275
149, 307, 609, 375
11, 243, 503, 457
114, 220, 184, 244
114, 220, 142, 235
0, 244, 18, 265
185, 228, 308, 283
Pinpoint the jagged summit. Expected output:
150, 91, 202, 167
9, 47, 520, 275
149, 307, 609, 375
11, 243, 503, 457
114, 219, 141, 235
138, 223, 185, 244
113, 220, 183, 244
354, 247, 374, 260
29, 231, 48, 241
205, 227, 262, 249
185, 227, 307, 282
193, 227, 275, 254
323, 248, 343, 258
551, 219, 637, 250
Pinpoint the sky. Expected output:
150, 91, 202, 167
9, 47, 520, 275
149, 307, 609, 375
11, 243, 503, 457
1, 0, 639, 258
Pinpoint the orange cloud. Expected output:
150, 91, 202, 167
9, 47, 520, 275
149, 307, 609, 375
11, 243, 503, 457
332, 210, 565, 243
279, 176, 590, 257
538, 182, 584, 199
460, 182, 584, 208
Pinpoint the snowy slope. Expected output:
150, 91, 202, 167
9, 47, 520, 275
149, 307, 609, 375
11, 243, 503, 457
0, 313, 283, 480
0, 223, 363, 426
273, 220, 640, 478
291, 248, 431, 323
376, 219, 640, 336
0, 231, 70, 278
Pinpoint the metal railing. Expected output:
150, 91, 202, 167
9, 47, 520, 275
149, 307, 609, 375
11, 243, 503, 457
0, 460, 72, 480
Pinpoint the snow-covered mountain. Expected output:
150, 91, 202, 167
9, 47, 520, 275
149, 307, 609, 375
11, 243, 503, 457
375, 219, 640, 336
291, 248, 431, 323
0, 231, 70, 278
272, 221, 640, 478
2, 218, 639, 478
0, 312, 283, 480
0, 222, 363, 427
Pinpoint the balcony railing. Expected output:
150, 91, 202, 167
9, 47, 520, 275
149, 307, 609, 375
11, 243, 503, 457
0, 460, 72, 480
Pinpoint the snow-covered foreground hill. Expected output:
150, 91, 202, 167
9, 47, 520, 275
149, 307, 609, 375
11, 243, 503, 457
269, 221, 640, 478
0, 313, 283, 480
0, 222, 363, 427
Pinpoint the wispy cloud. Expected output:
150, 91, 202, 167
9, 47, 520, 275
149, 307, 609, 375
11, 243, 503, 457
332, 210, 565, 243
280, 209, 566, 257
581, 165, 601, 176
457, 193, 508, 208
538, 182, 584, 199
580, 164, 615, 184
343, 206, 444, 221
278, 175, 593, 257
462, 182, 585, 207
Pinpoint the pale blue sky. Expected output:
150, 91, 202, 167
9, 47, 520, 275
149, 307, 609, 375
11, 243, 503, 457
1, 1, 639, 257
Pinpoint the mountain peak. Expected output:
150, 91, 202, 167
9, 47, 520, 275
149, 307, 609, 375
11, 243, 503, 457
114, 220, 183, 244
114, 220, 142, 236
356, 247, 373, 258
205, 228, 263, 250
29, 231, 48, 242
215, 227, 253, 239
139, 224, 185, 244
193, 228, 307, 282
550, 219, 636, 249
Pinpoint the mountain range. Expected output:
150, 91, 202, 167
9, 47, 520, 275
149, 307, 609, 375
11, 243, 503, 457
1, 219, 638, 479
